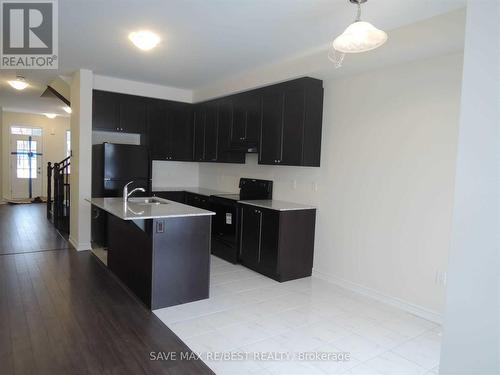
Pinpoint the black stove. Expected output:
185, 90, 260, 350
210, 178, 273, 263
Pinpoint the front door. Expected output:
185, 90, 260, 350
10, 132, 43, 199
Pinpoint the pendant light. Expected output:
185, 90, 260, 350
8, 76, 29, 90
329, 0, 387, 67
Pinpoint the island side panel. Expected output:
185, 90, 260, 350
151, 216, 211, 309
107, 214, 154, 308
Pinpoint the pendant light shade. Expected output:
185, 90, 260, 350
333, 21, 387, 53
329, 0, 388, 67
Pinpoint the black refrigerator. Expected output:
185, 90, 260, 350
92, 143, 151, 197
91, 143, 150, 247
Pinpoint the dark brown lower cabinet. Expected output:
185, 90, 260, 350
239, 204, 316, 282
185, 192, 210, 209
107, 213, 211, 309
154, 191, 186, 204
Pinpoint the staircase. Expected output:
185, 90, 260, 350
47, 156, 70, 234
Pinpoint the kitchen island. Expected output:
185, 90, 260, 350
88, 197, 215, 309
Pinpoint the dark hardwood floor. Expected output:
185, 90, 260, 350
0, 204, 213, 375
0, 204, 69, 255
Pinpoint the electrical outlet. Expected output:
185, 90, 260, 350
435, 270, 447, 286
292, 180, 297, 190
312, 182, 318, 192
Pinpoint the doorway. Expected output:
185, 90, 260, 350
10, 126, 43, 199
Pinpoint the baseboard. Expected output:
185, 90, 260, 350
68, 236, 91, 252
312, 269, 443, 324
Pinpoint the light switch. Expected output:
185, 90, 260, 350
156, 221, 165, 233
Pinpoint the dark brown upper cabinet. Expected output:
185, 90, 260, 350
259, 78, 323, 167
147, 100, 193, 161
231, 93, 261, 147
169, 102, 194, 161
259, 90, 284, 165
92, 90, 120, 132
92, 90, 146, 134
93, 77, 323, 167
217, 99, 246, 163
193, 100, 245, 163
204, 102, 219, 162
193, 105, 206, 162
147, 100, 170, 160
119, 94, 146, 134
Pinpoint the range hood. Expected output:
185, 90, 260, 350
227, 139, 258, 153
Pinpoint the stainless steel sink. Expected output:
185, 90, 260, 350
128, 197, 169, 205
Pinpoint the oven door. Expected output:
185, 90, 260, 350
210, 197, 239, 263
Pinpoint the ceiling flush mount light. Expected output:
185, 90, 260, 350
329, 0, 388, 67
63, 106, 72, 114
45, 113, 57, 119
8, 76, 29, 90
128, 31, 160, 51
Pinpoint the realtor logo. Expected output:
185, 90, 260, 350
1, 0, 58, 69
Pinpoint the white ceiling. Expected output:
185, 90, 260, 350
0, 0, 466, 114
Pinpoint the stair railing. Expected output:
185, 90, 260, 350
47, 156, 71, 234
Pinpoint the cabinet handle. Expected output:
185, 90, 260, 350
257, 210, 263, 263
239, 210, 244, 257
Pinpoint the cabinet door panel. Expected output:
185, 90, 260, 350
281, 88, 305, 165
260, 91, 283, 164
185, 193, 209, 210
193, 107, 206, 161
171, 104, 194, 161
120, 95, 146, 134
204, 104, 218, 162
240, 206, 261, 267
232, 97, 246, 142
147, 102, 170, 160
260, 210, 279, 274
245, 94, 262, 144
218, 100, 245, 163
93, 90, 119, 131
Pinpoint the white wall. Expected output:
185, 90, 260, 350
1, 111, 70, 200
439, 1, 500, 373
93, 75, 192, 103
199, 52, 463, 319
0, 107, 3, 202
152, 161, 199, 189
92, 130, 141, 145
70, 69, 93, 251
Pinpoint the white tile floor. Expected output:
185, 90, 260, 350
154, 256, 442, 375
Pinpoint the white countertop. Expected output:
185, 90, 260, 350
152, 186, 235, 196
238, 200, 316, 211
87, 197, 215, 220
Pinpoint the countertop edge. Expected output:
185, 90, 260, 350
86, 198, 215, 220
237, 200, 317, 212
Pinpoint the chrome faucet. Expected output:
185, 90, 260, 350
123, 181, 146, 201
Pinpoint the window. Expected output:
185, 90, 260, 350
11, 126, 42, 136
66, 130, 71, 174
16, 140, 37, 179
66, 130, 71, 158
